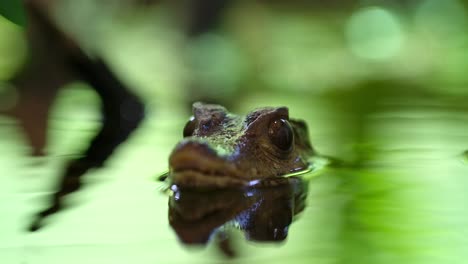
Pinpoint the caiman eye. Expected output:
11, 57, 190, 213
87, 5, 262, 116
183, 116, 197, 137
268, 119, 293, 151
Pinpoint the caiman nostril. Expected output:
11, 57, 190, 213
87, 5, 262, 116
174, 139, 216, 155
168, 138, 238, 179
172, 139, 218, 157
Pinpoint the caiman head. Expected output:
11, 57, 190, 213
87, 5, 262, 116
168, 102, 314, 188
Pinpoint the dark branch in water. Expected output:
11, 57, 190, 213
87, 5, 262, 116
26, 2, 144, 231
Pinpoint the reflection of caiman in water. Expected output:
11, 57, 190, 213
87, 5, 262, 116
169, 177, 309, 247
163, 102, 316, 255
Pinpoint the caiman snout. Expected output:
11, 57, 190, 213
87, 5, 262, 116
169, 139, 219, 169
168, 139, 247, 187
172, 139, 218, 157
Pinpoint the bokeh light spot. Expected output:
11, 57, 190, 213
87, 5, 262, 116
346, 6, 404, 60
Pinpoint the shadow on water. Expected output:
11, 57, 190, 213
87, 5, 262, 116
167, 176, 309, 257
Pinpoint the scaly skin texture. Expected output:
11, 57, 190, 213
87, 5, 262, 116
168, 102, 314, 188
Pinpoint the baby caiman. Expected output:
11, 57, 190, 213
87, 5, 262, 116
168, 102, 315, 188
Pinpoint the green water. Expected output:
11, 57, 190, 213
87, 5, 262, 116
1, 86, 468, 264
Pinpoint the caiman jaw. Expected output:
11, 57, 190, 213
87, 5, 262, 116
168, 141, 248, 188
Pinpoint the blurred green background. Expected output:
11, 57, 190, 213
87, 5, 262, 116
1, 0, 468, 263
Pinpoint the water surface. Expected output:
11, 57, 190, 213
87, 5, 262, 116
1, 88, 468, 264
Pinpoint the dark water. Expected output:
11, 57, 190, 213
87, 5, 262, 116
1, 86, 468, 264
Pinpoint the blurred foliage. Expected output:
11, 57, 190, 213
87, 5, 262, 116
0, 16, 27, 81
0, 0, 26, 26
2, 0, 468, 99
